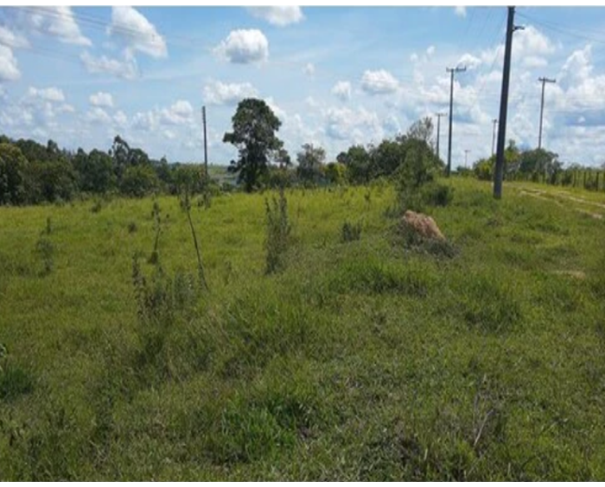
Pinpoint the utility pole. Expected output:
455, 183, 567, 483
465, 149, 471, 167
491, 119, 498, 157
538, 77, 556, 149
446, 66, 466, 177
493, 6, 523, 199
435, 112, 447, 162
202, 106, 208, 178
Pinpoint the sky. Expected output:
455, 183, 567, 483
2, 5, 605, 167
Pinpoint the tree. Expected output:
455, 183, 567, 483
119, 165, 160, 197
325, 162, 346, 184
406, 117, 434, 147
0, 143, 28, 205
111, 135, 130, 181
25, 158, 77, 203
223, 98, 283, 192
339, 145, 372, 184
74, 149, 115, 194
296, 143, 326, 184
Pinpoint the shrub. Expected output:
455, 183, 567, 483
35, 237, 54, 275
265, 189, 291, 274
0, 364, 34, 401
341, 220, 362, 242
421, 182, 454, 207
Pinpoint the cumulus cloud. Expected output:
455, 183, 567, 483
304, 63, 315, 76
203, 80, 259, 105
109, 6, 167, 58
0, 45, 20, 81
160, 100, 194, 125
89, 92, 114, 108
265, 97, 287, 122
325, 106, 384, 143
131, 100, 195, 132
80, 51, 138, 80
332, 81, 352, 102
113, 110, 128, 128
457, 53, 482, 70
27, 86, 65, 103
0, 26, 29, 49
215, 29, 269, 64
247, 6, 304, 26
86, 107, 112, 124
426, 45, 435, 58
24, 6, 91, 46
361, 69, 399, 95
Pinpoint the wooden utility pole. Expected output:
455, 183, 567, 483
435, 112, 447, 163
494, 6, 523, 199
538, 77, 556, 149
491, 119, 498, 157
202, 106, 208, 178
446, 66, 466, 177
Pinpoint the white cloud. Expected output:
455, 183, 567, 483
325, 106, 384, 143
25, 6, 91, 46
0, 45, 20, 81
0, 26, 29, 49
89, 92, 114, 108
109, 6, 167, 59
332, 81, 352, 102
457, 53, 482, 70
114, 110, 128, 128
410, 53, 419, 63
132, 110, 158, 131
80, 51, 138, 80
160, 100, 194, 125
86, 107, 112, 124
215, 29, 269, 64
203, 80, 258, 105
426, 45, 435, 57
361, 69, 399, 95
265, 97, 286, 122
455, 6, 467, 18
304, 63, 315, 76
27, 86, 65, 103
247, 6, 304, 26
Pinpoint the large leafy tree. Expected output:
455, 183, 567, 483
223, 98, 284, 192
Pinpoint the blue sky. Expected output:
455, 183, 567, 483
2, 6, 605, 167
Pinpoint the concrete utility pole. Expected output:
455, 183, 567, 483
446, 66, 466, 177
202, 106, 208, 178
465, 149, 471, 167
538, 77, 556, 149
493, 6, 523, 199
491, 119, 498, 157
435, 112, 447, 162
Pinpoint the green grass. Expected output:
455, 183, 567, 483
0, 178, 604, 480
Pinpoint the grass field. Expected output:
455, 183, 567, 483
1, 178, 605, 480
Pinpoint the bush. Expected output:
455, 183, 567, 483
341, 221, 362, 242
119, 165, 160, 198
265, 189, 291, 274
421, 182, 454, 207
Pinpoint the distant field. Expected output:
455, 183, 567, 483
1, 178, 604, 480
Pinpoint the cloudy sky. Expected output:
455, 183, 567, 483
2, 5, 605, 167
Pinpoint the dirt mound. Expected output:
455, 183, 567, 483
401, 210, 446, 241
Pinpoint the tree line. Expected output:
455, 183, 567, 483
0, 134, 215, 205
469, 141, 605, 190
